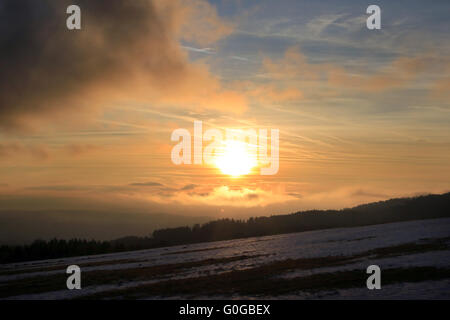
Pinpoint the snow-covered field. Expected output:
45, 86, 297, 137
1, 218, 450, 300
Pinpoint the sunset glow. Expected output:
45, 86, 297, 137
0, 0, 449, 244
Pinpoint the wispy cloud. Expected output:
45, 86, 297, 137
181, 46, 216, 54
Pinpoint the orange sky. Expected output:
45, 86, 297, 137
0, 0, 449, 242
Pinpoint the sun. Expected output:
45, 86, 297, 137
215, 140, 257, 177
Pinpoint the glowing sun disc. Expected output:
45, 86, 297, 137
215, 140, 256, 176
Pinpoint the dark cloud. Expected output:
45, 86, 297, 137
25, 185, 90, 192
287, 192, 302, 199
351, 189, 388, 199
181, 184, 198, 191
1, 0, 154, 129
0, 0, 239, 131
129, 181, 163, 187
246, 193, 259, 200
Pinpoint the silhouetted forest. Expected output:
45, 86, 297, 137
1, 192, 449, 264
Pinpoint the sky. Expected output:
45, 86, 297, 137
0, 0, 449, 243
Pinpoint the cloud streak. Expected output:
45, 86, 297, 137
0, 143, 49, 160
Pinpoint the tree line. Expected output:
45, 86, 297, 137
1, 192, 449, 264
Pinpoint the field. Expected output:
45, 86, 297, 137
1, 218, 450, 300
